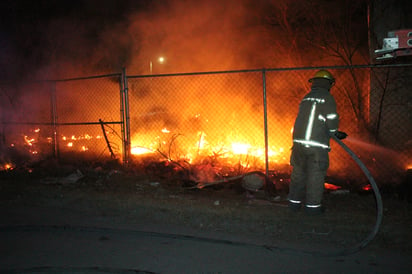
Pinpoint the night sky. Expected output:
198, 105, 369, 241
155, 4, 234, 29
0, 0, 369, 81
0, 0, 151, 80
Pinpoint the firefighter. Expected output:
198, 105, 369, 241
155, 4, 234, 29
288, 70, 347, 215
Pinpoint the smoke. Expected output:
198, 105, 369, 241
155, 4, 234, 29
126, 0, 276, 74
0, 0, 299, 170
1, 0, 371, 79
11, 0, 278, 79
0, 0, 298, 80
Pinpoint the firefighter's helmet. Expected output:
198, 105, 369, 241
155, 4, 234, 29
309, 70, 335, 83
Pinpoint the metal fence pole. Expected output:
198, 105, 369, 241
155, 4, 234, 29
50, 82, 59, 159
262, 69, 269, 177
121, 68, 131, 166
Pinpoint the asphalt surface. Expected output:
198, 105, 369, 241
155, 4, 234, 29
1, 206, 411, 274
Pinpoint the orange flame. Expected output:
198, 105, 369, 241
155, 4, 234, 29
131, 146, 155, 155
3, 163, 13, 170
231, 143, 250, 155
24, 136, 35, 146
130, 126, 290, 169
324, 182, 341, 190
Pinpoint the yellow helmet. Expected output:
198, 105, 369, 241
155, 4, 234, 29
309, 70, 335, 83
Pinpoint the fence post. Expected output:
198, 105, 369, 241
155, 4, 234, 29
121, 68, 131, 166
50, 81, 59, 159
262, 69, 269, 177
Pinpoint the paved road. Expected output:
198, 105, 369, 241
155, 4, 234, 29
1, 207, 411, 274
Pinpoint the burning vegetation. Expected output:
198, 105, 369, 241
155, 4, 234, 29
0, 0, 410, 201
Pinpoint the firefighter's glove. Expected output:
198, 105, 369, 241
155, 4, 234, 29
335, 131, 348, 140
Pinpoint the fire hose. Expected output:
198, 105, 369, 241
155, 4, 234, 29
328, 133, 383, 256
263, 135, 383, 256
185, 134, 383, 256
265, 135, 384, 256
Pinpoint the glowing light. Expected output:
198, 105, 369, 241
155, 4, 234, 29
24, 136, 35, 146
362, 184, 372, 191
18, 129, 121, 157
197, 132, 207, 149
131, 147, 154, 155
231, 143, 250, 155
324, 182, 341, 190
161, 128, 170, 133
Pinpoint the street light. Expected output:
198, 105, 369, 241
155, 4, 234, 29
150, 56, 165, 75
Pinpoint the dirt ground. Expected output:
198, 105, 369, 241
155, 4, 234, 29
1, 161, 412, 260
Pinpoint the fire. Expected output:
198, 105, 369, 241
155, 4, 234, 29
231, 143, 250, 155
24, 136, 35, 146
324, 182, 341, 190
131, 146, 155, 155
130, 125, 290, 169
197, 132, 207, 149
24, 134, 38, 154
62, 134, 93, 141
362, 184, 372, 191
60, 133, 105, 152
15, 123, 291, 168
3, 163, 13, 170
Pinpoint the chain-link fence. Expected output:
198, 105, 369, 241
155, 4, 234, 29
0, 81, 54, 168
0, 74, 123, 169
264, 66, 410, 185
1, 65, 411, 186
54, 75, 124, 162
128, 71, 266, 180
128, 65, 411, 185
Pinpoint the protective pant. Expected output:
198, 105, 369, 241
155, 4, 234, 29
288, 144, 329, 207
